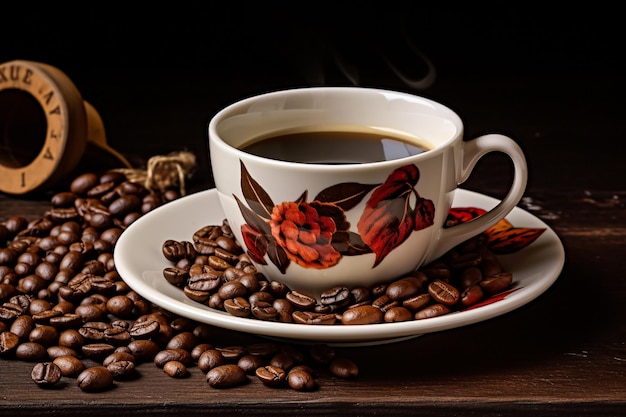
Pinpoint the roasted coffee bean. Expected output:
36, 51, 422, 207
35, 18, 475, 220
191, 343, 213, 361
82, 343, 116, 360
58, 329, 84, 350
329, 357, 359, 379
428, 279, 460, 306
128, 339, 161, 363
320, 286, 351, 309
256, 365, 286, 387
162, 240, 196, 263
31, 362, 62, 386
286, 290, 317, 310
128, 318, 160, 339
47, 346, 78, 361
166, 331, 198, 351
218, 281, 248, 299
198, 349, 225, 372
16, 341, 47, 361
107, 360, 136, 379
29, 325, 58, 346
384, 306, 413, 322
223, 297, 251, 318
371, 294, 399, 312
53, 355, 85, 377
414, 303, 451, 320
77, 366, 114, 392
287, 368, 316, 391
154, 348, 192, 367
461, 284, 484, 306
104, 327, 131, 345
0, 331, 20, 355
402, 293, 431, 311
341, 305, 384, 325
292, 311, 336, 325
102, 351, 136, 367
480, 272, 513, 294
162, 267, 188, 286
70, 173, 99, 195
10, 315, 35, 339
206, 364, 248, 388
238, 354, 266, 374
106, 295, 133, 318
251, 301, 278, 320
385, 275, 424, 301
163, 360, 188, 378
0, 302, 23, 320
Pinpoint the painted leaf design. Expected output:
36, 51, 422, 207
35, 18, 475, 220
314, 183, 379, 211
414, 197, 435, 231
331, 230, 372, 256
234, 195, 271, 236
240, 160, 274, 219
266, 239, 290, 274
356, 165, 431, 266
366, 165, 419, 206
485, 219, 546, 254
358, 196, 414, 267
445, 207, 487, 227
446, 207, 545, 254
240, 223, 269, 265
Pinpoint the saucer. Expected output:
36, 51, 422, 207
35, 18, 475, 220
114, 188, 565, 346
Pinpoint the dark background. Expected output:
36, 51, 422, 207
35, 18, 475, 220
2, 3, 624, 193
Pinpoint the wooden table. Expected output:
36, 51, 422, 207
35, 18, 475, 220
2, 7, 625, 416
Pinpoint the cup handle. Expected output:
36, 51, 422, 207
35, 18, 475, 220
428, 133, 528, 262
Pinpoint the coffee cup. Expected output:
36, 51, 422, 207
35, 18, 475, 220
208, 87, 527, 297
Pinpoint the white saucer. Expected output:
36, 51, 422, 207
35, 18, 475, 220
114, 188, 564, 346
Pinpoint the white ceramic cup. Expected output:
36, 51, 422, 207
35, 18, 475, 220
208, 87, 527, 297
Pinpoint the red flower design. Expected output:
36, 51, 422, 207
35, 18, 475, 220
270, 201, 342, 269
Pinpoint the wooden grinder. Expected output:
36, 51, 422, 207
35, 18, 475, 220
0, 60, 131, 195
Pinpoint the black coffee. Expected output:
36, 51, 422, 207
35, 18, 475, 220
240, 130, 431, 164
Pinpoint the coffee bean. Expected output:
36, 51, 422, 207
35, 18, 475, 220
77, 366, 114, 392
329, 357, 359, 379
206, 364, 248, 388
341, 305, 383, 325
0, 331, 20, 355
256, 365, 286, 387
414, 303, 451, 320
384, 306, 413, 322
16, 342, 47, 361
154, 348, 192, 367
237, 354, 266, 374
47, 345, 78, 359
31, 362, 62, 386
428, 279, 460, 306
286, 291, 317, 310
53, 355, 85, 377
287, 368, 316, 391
163, 360, 188, 378
480, 272, 513, 294
107, 360, 136, 379
197, 349, 225, 372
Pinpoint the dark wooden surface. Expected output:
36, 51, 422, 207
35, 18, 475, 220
1, 5, 625, 416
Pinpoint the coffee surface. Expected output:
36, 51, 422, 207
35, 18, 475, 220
240, 130, 431, 164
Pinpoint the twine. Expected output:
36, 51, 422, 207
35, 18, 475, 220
114, 150, 196, 196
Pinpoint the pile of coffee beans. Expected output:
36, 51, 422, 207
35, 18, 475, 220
0, 171, 358, 392
162, 224, 514, 325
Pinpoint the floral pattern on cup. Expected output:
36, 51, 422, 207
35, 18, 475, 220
234, 161, 435, 274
